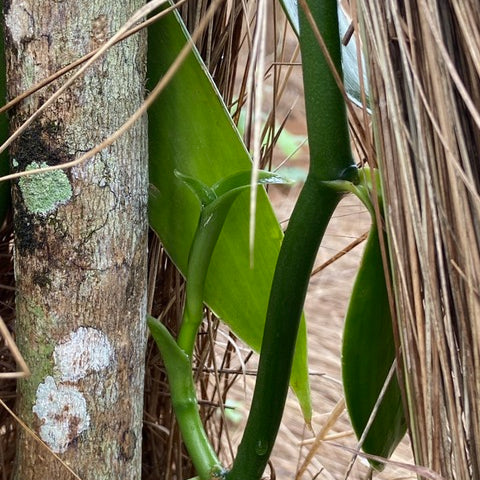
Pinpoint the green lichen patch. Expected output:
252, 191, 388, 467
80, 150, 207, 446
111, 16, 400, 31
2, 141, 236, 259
19, 162, 72, 215
15, 305, 56, 425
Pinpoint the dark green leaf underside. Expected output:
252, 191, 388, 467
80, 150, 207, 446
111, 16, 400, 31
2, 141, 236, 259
342, 224, 406, 468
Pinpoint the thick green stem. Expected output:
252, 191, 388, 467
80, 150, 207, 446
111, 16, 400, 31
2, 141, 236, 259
299, 0, 352, 179
152, 174, 285, 479
227, 179, 341, 479
177, 207, 229, 357
177, 180, 278, 357
227, 0, 354, 478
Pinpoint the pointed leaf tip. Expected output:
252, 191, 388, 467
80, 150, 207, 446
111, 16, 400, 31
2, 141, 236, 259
342, 225, 406, 469
175, 170, 216, 206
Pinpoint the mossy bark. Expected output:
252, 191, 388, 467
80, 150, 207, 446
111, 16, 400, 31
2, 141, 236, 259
4, 1, 148, 479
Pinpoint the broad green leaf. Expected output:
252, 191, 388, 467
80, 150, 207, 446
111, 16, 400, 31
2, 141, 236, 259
147, 8, 311, 420
279, 0, 369, 107
342, 222, 406, 468
172, 170, 290, 358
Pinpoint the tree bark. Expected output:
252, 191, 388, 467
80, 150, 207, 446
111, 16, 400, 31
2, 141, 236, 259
5, 1, 148, 479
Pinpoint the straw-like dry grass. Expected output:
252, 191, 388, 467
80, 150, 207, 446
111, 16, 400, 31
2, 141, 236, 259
356, 1, 480, 477
0, 220, 16, 478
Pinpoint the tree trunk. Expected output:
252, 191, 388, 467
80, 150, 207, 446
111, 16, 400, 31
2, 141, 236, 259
5, 1, 148, 479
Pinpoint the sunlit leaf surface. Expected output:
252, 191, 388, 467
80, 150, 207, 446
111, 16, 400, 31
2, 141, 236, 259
147, 9, 311, 419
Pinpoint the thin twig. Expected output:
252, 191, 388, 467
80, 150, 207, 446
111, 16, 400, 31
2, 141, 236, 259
0, 0, 224, 184
0, 399, 82, 479
0, 1, 187, 117
295, 398, 346, 479
0, 315, 30, 379
311, 230, 368, 276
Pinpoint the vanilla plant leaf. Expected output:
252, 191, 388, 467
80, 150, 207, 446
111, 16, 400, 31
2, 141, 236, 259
342, 223, 406, 469
147, 8, 311, 421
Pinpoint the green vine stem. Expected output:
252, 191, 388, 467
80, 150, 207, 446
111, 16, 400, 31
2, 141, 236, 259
226, 1, 355, 478
149, 170, 285, 480
176, 202, 234, 357
148, 316, 224, 480
176, 170, 286, 357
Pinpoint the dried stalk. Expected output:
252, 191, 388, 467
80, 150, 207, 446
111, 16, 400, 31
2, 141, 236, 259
356, 1, 480, 478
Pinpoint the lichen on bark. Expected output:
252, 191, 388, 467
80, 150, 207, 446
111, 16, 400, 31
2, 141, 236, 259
18, 161, 72, 215
6, 1, 148, 479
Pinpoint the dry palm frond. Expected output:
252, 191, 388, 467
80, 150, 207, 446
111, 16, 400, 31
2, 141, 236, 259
356, 1, 480, 478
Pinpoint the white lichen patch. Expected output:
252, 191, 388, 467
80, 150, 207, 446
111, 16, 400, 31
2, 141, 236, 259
5, 1, 34, 47
33, 376, 90, 454
54, 327, 114, 382
18, 161, 72, 215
